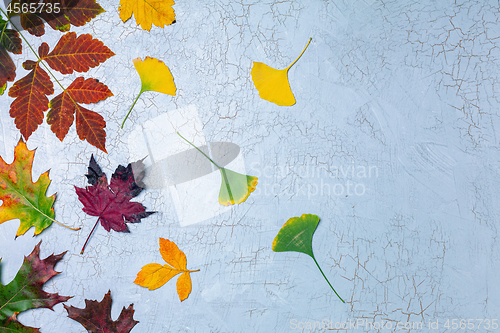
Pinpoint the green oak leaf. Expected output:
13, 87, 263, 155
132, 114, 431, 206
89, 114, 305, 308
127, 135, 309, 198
0, 241, 71, 332
272, 214, 344, 303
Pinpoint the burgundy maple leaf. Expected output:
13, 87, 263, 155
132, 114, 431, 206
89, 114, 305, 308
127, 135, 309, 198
65, 290, 139, 333
76, 155, 154, 254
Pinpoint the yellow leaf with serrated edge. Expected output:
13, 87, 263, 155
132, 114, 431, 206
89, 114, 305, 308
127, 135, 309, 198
121, 57, 176, 128
119, 0, 175, 31
134, 238, 199, 302
251, 38, 312, 106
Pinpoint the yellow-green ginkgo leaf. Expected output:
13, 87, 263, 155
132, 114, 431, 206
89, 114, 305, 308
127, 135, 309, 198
177, 132, 259, 206
251, 38, 312, 106
122, 57, 176, 128
219, 168, 258, 206
119, 0, 176, 31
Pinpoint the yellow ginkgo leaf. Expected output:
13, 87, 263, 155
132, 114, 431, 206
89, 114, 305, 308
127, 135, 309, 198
119, 0, 176, 31
251, 38, 312, 106
121, 57, 176, 128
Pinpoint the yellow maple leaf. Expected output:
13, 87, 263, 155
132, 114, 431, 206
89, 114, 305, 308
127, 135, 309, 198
119, 0, 176, 31
251, 38, 312, 106
121, 57, 176, 128
134, 238, 199, 302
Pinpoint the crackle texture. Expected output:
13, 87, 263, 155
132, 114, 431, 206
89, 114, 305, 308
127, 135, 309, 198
0, 0, 499, 332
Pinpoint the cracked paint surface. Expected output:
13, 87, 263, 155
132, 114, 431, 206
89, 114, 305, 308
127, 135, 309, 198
0, 0, 499, 332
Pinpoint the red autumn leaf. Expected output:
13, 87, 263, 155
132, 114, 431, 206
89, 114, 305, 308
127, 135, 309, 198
43, 32, 115, 75
0, 241, 71, 332
75, 155, 154, 254
8, 55, 54, 140
47, 77, 112, 152
65, 290, 139, 333
18, 0, 104, 37
0, 18, 22, 94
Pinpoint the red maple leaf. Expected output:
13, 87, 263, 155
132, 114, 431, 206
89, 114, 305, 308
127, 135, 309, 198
65, 290, 139, 333
75, 155, 154, 254
47, 77, 112, 153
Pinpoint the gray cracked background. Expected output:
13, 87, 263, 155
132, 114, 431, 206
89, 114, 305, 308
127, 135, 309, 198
0, 0, 499, 332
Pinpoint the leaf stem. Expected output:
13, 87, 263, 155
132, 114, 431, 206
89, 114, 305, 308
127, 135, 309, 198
80, 217, 101, 255
51, 218, 81, 231
286, 37, 312, 70
121, 90, 144, 128
312, 256, 345, 303
0, 8, 81, 120
176, 132, 221, 169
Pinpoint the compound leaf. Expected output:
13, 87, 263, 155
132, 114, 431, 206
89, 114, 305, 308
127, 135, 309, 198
47, 77, 112, 152
119, 0, 175, 31
0, 241, 71, 332
65, 290, 139, 333
251, 38, 311, 106
17, 0, 104, 36
0, 17, 21, 94
272, 214, 344, 303
0, 139, 57, 237
135, 238, 199, 302
76, 155, 154, 254
43, 32, 115, 75
8, 51, 54, 140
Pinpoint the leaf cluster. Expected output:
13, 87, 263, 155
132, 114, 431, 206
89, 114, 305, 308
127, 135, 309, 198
1, 0, 113, 152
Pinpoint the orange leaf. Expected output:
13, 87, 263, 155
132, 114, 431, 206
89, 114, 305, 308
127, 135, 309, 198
43, 32, 115, 75
119, 0, 175, 31
8, 57, 54, 140
134, 238, 199, 301
47, 77, 111, 152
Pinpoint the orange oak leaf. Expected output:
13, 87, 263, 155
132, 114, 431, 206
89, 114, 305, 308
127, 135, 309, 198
134, 238, 199, 302
8, 55, 54, 140
42, 32, 115, 75
47, 77, 112, 152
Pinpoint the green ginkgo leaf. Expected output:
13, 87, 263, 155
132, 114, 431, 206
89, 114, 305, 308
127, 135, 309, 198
219, 168, 258, 206
272, 214, 344, 303
177, 132, 258, 206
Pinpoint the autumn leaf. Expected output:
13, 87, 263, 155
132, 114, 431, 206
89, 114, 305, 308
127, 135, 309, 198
135, 238, 199, 302
76, 155, 154, 254
177, 132, 258, 206
0, 17, 22, 95
7, 33, 113, 150
15, 0, 104, 37
43, 32, 115, 75
0, 241, 71, 332
8, 57, 53, 140
65, 290, 139, 333
119, 0, 175, 31
47, 77, 112, 153
251, 38, 312, 106
121, 56, 176, 128
0, 139, 79, 237
272, 214, 344, 303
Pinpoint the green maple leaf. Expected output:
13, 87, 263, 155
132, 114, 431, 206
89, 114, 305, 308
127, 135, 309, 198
0, 241, 71, 332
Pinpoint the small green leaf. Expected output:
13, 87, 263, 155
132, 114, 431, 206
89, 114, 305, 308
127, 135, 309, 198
219, 168, 258, 206
272, 214, 345, 303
